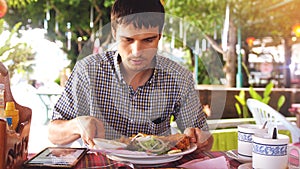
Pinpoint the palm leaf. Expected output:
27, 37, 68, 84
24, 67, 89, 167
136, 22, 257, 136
277, 95, 286, 111
235, 103, 242, 118
249, 86, 262, 101
263, 82, 273, 98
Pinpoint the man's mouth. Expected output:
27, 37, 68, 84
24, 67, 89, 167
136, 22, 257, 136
131, 59, 143, 65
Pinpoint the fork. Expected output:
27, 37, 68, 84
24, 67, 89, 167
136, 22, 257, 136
225, 150, 238, 160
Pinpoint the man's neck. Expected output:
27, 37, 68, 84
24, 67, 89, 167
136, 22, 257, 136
118, 54, 156, 90
121, 66, 154, 91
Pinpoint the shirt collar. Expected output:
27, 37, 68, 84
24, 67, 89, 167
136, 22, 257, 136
113, 51, 160, 86
113, 51, 127, 85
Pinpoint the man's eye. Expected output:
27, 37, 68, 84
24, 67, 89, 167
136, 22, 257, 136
125, 38, 133, 42
144, 38, 154, 42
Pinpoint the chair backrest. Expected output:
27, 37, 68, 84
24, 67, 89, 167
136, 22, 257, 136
247, 98, 300, 143
0, 62, 32, 169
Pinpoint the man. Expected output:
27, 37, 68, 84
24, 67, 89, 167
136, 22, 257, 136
48, 0, 213, 151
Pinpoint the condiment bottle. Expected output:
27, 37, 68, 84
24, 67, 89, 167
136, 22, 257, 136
4, 102, 19, 130
0, 84, 4, 118
6, 117, 13, 130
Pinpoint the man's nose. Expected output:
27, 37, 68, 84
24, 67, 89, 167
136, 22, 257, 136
131, 41, 143, 56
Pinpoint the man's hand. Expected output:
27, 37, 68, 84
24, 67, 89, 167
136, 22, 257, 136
184, 127, 214, 151
76, 116, 105, 148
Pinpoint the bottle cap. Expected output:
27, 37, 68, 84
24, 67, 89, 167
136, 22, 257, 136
5, 102, 15, 111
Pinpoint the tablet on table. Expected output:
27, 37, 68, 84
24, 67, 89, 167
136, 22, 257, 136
23, 147, 88, 168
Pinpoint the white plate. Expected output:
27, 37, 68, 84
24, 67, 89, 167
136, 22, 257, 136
111, 143, 197, 159
226, 150, 252, 163
107, 154, 183, 165
93, 138, 127, 149
238, 162, 252, 169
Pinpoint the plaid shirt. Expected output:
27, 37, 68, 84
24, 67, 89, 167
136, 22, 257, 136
52, 51, 208, 139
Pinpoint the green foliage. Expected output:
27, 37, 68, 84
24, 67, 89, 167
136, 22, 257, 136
165, 0, 226, 37
277, 95, 286, 112
235, 62, 286, 118
179, 47, 225, 85
54, 77, 60, 86
4, 0, 300, 79
235, 103, 242, 118
196, 49, 225, 84
4, 0, 113, 70
103, 0, 114, 8
249, 82, 274, 104
164, 0, 288, 86
165, 0, 300, 67
235, 81, 286, 118
235, 90, 245, 107
7, 0, 38, 9
0, 21, 22, 56
0, 20, 3, 34
234, 90, 250, 118
0, 19, 35, 79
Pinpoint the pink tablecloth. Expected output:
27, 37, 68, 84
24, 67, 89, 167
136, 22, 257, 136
75, 150, 241, 169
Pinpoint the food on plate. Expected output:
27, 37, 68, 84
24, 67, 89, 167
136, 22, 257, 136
157, 133, 190, 150
118, 133, 191, 155
167, 149, 182, 154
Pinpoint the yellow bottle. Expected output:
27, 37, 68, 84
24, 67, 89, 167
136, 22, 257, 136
4, 102, 19, 130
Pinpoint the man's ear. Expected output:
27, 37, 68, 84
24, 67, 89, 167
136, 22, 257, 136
158, 34, 162, 40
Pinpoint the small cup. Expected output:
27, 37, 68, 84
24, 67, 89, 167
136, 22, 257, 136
237, 124, 268, 162
252, 134, 289, 169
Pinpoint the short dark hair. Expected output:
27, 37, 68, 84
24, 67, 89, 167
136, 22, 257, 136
111, 0, 165, 33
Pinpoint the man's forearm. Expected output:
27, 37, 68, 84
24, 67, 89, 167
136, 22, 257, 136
48, 119, 81, 145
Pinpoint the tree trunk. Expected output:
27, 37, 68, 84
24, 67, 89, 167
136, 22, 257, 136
204, 19, 237, 87
223, 20, 237, 87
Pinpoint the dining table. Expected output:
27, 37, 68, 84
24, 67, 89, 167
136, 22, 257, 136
72, 149, 241, 169
25, 143, 300, 169
25, 149, 240, 169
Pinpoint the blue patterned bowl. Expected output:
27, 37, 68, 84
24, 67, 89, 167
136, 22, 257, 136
237, 124, 268, 161
252, 134, 289, 169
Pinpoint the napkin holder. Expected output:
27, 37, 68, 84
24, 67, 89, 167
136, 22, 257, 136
0, 62, 32, 169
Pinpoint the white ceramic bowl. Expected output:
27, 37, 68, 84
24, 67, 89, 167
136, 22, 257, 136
237, 124, 268, 162
252, 134, 289, 169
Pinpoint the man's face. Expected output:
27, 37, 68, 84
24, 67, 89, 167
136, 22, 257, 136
114, 24, 161, 73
